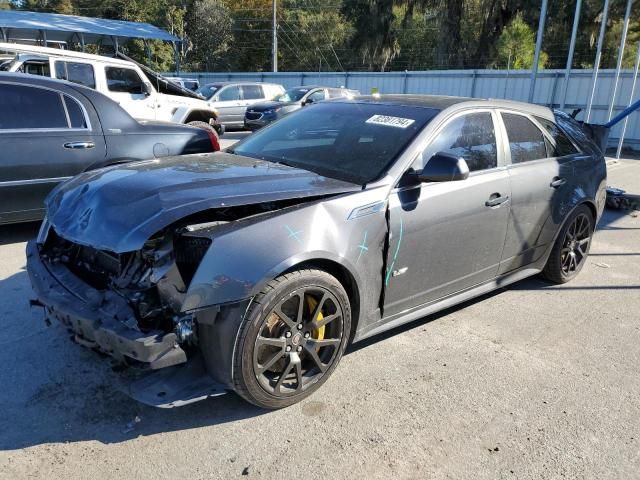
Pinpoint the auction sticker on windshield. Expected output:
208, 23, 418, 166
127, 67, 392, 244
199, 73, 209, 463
366, 115, 416, 128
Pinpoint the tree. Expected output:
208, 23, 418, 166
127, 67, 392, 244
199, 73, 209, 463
496, 13, 548, 69
185, 0, 233, 71
278, 0, 353, 72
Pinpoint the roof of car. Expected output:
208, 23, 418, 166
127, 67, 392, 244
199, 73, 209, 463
0, 42, 136, 67
345, 94, 553, 118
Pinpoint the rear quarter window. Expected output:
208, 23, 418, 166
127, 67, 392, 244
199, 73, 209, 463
534, 116, 579, 157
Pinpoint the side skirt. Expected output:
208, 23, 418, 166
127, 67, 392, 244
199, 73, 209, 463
354, 266, 542, 342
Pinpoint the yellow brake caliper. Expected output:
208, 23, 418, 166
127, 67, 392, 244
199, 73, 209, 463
306, 296, 325, 341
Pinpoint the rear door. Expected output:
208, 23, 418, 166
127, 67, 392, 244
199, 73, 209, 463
383, 110, 512, 317
212, 85, 243, 125
0, 83, 106, 223
498, 111, 579, 273
241, 84, 265, 107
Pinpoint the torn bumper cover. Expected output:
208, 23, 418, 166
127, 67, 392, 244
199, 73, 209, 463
26, 240, 187, 370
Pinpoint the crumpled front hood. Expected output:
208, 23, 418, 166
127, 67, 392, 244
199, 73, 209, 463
46, 152, 359, 253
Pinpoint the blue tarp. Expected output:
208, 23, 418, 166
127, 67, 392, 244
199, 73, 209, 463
0, 10, 180, 43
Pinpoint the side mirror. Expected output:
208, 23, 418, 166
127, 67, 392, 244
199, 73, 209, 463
141, 82, 152, 96
303, 97, 314, 106
417, 152, 470, 182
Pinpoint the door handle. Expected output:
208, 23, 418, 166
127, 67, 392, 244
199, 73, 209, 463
64, 142, 95, 149
485, 194, 509, 207
550, 177, 566, 188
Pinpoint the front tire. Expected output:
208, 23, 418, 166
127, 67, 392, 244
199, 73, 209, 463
542, 205, 594, 284
232, 270, 351, 409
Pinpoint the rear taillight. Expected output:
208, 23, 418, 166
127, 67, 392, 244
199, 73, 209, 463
207, 129, 220, 152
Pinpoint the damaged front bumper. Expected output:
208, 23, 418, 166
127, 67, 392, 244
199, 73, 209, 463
27, 240, 188, 370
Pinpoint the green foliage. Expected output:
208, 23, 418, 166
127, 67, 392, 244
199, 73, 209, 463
184, 0, 233, 71
278, 0, 353, 71
496, 14, 548, 69
6, 0, 640, 72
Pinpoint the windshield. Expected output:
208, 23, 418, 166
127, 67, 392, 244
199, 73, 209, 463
275, 87, 310, 102
233, 102, 439, 184
196, 84, 220, 99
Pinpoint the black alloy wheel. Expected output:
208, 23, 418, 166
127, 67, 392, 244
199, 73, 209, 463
543, 205, 594, 283
560, 212, 591, 276
233, 270, 351, 409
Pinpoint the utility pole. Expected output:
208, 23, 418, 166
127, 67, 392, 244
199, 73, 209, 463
586, 0, 611, 122
272, 0, 278, 73
528, 0, 548, 103
560, 0, 582, 109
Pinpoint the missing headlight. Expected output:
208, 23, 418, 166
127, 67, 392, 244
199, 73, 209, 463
174, 235, 212, 285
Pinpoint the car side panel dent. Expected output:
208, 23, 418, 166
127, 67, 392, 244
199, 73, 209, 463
182, 188, 390, 335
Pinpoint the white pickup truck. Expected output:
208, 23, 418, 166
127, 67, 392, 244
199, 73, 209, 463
0, 43, 223, 136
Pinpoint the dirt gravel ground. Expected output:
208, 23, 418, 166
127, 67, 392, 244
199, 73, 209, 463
0, 156, 638, 480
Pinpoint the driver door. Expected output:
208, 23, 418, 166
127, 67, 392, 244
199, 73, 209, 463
103, 66, 156, 121
383, 110, 512, 318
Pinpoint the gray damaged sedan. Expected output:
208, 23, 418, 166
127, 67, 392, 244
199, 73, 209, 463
28, 95, 607, 409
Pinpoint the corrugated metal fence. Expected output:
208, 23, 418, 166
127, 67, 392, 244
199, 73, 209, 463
169, 69, 640, 149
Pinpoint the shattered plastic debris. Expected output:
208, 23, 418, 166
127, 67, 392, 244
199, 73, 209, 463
606, 187, 640, 211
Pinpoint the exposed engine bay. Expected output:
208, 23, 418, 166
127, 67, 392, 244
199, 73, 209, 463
37, 199, 314, 357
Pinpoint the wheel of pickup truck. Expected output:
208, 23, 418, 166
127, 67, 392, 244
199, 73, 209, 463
187, 120, 219, 139
543, 205, 594, 284
233, 269, 351, 409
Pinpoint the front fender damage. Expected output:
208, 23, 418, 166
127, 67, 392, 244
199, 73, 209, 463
30, 184, 389, 406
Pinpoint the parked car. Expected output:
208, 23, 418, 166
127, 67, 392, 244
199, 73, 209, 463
196, 82, 285, 128
244, 85, 359, 130
0, 42, 224, 136
165, 76, 200, 91
0, 73, 219, 225
28, 95, 606, 409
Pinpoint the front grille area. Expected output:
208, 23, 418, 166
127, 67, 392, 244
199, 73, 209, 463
43, 229, 128, 290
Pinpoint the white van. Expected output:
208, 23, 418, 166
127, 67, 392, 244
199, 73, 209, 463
0, 43, 223, 135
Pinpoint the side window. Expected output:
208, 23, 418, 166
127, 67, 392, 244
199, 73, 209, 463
105, 67, 145, 94
18, 61, 50, 77
0, 84, 68, 129
64, 96, 88, 129
502, 113, 548, 163
422, 112, 498, 172
242, 84, 264, 100
534, 116, 579, 157
55, 61, 96, 89
307, 90, 326, 102
327, 89, 343, 98
217, 85, 241, 101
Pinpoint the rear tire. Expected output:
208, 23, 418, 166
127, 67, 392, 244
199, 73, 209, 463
232, 269, 351, 409
542, 205, 594, 284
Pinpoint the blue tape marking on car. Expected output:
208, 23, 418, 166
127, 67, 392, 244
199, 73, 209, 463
385, 217, 404, 286
357, 230, 369, 262
285, 225, 303, 244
